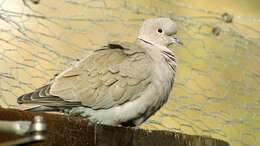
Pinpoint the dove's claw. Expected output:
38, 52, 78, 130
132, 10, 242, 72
68, 107, 94, 117
64, 107, 117, 125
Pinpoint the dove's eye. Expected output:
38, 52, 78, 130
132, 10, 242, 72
157, 28, 163, 33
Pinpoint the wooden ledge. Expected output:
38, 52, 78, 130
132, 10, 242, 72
0, 108, 229, 146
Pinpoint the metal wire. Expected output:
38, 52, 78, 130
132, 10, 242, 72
0, 0, 259, 146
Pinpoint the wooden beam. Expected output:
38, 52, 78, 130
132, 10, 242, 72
0, 108, 229, 146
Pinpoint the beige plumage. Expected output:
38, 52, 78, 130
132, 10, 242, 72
17, 18, 182, 126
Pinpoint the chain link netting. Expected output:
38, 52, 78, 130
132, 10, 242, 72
0, 0, 259, 146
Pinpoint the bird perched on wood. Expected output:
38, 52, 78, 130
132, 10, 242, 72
17, 18, 182, 127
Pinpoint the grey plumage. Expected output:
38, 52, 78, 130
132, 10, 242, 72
17, 18, 181, 126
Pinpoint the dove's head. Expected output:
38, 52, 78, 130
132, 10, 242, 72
138, 18, 182, 47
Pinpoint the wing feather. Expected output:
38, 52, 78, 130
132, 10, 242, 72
18, 42, 153, 110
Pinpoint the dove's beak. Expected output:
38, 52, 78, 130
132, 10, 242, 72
171, 35, 183, 45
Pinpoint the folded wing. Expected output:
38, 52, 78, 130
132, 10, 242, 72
18, 42, 153, 110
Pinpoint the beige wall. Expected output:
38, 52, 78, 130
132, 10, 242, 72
0, 0, 259, 146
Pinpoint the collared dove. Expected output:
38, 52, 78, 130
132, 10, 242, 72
17, 18, 182, 126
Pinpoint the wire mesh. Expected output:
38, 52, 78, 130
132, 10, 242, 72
0, 0, 259, 146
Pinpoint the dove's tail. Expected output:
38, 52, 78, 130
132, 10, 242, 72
24, 105, 62, 112
17, 85, 65, 105
17, 84, 81, 113
17, 87, 65, 112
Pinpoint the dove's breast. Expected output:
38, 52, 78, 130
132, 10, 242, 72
115, 44, 176, 126
152, 52, 176, 106
134, 46, 176, 124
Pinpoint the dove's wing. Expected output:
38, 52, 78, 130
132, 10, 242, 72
18, 42, 153, 109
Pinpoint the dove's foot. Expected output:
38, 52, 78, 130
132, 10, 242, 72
67, 107, 95, 117
64, 107, 117, 125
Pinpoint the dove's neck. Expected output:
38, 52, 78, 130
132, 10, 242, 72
137, 37, 173, 53
137, 38, 176, 67
137, 37, 176, 84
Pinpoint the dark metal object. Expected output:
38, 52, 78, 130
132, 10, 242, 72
0, 115, 47, 146
0, 121, 31, 136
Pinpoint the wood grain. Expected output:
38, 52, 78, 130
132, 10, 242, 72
0, 108, 229, 146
